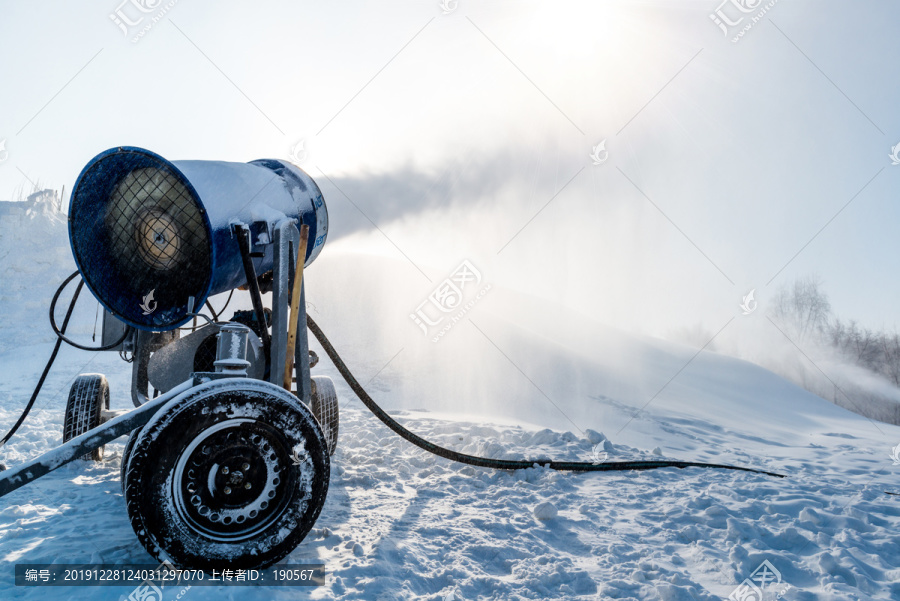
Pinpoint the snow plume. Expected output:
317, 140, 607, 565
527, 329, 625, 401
311, 154, 900, 428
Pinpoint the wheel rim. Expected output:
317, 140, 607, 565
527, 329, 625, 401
172, 418, 302, 542
126, 378, 330, 569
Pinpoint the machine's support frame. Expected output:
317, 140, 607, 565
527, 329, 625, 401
270, 219, 311, 405
131, 330, 152, 407
0, 380, 194, 497
126, 219, 313, 407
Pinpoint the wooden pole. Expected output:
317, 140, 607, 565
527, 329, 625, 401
283, 224, 309, 392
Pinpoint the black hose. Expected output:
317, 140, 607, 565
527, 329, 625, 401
0, 274, 84, 448
204, 300, 219, 322
234, 226, 271, 370
50, 272, 131, 352
306, 315, 784, 478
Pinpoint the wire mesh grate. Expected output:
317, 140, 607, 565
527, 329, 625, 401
70, 149, 212, 329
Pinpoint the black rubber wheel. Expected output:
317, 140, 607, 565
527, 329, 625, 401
120, 428, 141, 492
63, 374, 110, 461
310, 376, 339, 456
124, 379, 330, 570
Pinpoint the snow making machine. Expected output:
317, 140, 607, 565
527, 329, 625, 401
0, 147, 337, 570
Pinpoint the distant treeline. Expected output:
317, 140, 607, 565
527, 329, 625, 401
770, 276, 900, 425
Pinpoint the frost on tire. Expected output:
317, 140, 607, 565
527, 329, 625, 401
124, 379, 330, 570
311, 376, 339, 456
120, 428, 141, 491
63, 374, 110, 461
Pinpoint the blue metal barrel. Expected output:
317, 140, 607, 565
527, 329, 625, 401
68, 146, 327, 331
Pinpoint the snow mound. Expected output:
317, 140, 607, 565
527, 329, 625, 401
0, 191, 81, 353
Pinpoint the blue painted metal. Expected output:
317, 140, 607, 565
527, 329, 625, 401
68, 147, 327, 331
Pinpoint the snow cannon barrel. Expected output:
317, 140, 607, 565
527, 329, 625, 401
68, 146, 328, 331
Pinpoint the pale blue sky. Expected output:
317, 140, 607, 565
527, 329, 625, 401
1, 0, 899, 334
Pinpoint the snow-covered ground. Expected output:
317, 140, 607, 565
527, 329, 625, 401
0, 204, 899, 600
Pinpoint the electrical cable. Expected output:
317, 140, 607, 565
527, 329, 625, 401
203, 289, 234, 323
306, 314, 785, 478
216, 289, 235, 318
50, 272, 130, 352
0, 275, 84, 448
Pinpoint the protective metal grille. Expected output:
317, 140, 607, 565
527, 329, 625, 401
106, 167, 207, 274
70, 149, 212, 330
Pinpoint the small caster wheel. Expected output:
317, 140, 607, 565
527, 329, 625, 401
310, 376, 339, 456
63, 374, 110, 461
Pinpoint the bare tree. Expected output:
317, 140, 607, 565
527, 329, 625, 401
769, 275, 831, 342
769, 276, 900, 426
879, 333, 900, 386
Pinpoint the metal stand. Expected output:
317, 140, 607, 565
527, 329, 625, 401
269, 219, 311, 405
126, 219, 312, 408
131, 330, 177, 407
